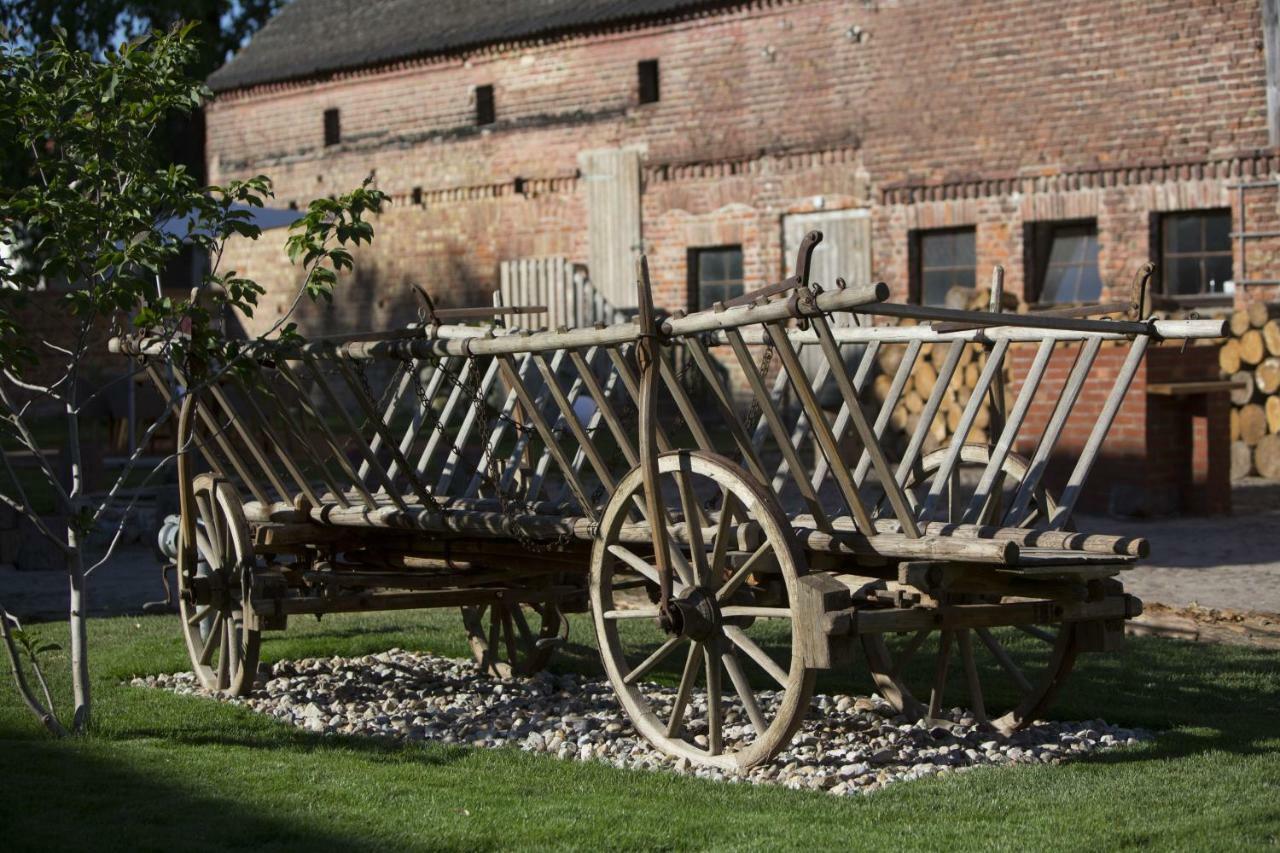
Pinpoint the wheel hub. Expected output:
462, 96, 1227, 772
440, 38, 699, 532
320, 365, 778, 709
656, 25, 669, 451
665, 588, 720, 642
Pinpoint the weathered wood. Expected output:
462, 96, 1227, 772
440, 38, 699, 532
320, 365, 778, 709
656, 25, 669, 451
1240, 329, 1267, 366
1255, 433, 1280, 479
1220, 338, 1243, 374
1240, 402, 1268, 446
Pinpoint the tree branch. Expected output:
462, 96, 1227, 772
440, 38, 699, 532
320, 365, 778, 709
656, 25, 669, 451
0, 607, 67, 737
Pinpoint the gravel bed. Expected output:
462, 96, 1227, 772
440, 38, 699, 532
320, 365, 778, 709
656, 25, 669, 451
134, 649, 1150, 795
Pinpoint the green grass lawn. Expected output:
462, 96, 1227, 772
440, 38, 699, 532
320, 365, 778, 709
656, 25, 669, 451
1, 610, 1278, 852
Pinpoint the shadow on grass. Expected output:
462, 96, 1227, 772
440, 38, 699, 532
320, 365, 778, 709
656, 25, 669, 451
0, 736, 406, 853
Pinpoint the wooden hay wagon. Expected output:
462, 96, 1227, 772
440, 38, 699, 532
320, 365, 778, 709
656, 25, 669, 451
112, 231, 1225, 769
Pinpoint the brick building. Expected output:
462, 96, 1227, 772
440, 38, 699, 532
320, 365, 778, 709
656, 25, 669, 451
206, 0, 1280, 335
201, 0, 1280, 514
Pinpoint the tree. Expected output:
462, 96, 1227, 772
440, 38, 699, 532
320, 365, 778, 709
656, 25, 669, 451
0, 24, 384, 734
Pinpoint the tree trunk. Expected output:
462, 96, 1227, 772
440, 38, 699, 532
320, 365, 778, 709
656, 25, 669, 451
65, 378, 90, 732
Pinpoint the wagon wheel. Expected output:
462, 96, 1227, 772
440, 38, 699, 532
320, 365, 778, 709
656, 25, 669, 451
175, 399, 261, 695
590, 450, 816, 770
863, 442, 1078, 733
461, 599, 562, 678
903, 443, 1059, 527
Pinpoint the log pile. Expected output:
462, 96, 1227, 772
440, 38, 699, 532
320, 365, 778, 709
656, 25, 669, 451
875, 286, 1017, 456
1220, 302, 1280, 480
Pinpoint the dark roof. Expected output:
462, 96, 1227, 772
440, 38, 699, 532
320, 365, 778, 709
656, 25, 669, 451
208, 0, 733, 92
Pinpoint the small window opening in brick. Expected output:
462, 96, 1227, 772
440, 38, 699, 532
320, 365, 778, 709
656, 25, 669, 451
513, 176, 526, 195
411, 186, 423, 205
288, 200, 298, 210
323, 108, 340, 147
475, 85, 495, 126
638, 59, 660, 104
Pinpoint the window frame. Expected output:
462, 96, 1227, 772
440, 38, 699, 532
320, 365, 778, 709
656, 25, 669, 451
475, 84, 495, 126
1157, 209, 1233, 304
638, 59, 660, 105
323, 108, 340, 147
1024, 219, 1102, 306
910, 226, 976, 306
687, 245, 745, 312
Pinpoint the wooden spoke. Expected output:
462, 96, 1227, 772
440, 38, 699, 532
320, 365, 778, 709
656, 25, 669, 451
501, 606, 519, 664
624, 637, 685, 686
215, 623, 230, 688
227, 616, 243, 680
927, 630, 954, 720
193, 492, 222, 566
704, 640, 723, 755
186, 605, 212, 627
722, 648, 766, 736
607, 544, 687, 595
719, 606, 791, 619
723, 625, 788, 688
674, 465, 709, 585
511, 605, 535, 647
602, 608, 661, 620
976, 627, 1034, 694
715, 541, 772, 603
958, 629, 987, 723
666, 641, 703, 737
709, 490, 740, 579
1018, 624, 1056, 644
199, 611, 224, 665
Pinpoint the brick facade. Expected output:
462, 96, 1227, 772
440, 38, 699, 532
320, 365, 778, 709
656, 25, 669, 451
207, 0, 1280, 335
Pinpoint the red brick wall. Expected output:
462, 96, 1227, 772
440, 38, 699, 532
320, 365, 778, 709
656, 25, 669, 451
206, 0, 1277, 337
1010, 342, 1230, 516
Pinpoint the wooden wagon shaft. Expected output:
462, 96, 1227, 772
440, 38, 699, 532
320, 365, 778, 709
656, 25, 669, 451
979, 270, 1010, 526
268, 360, 381, 509
865, 302, 1155, 336
809, 310, 921, 537
532, 350, 617, 498
569, 348, 638, 467
330, 356, 435, 507
267, 585, 580, 616
496, 354, 598, 520
355, 360, 414, 484
142, 364, 231, 483
199, 377, 295, 502
961, 337, 1056, 525
711, 317, 1225, 347
386, 357, 447, 481
464, 351, 533, 498
164, 365, 273, 507
1004, 336, 1103, 526
437, 356, 501, 494
827, 594, 1133, 636
724, 327, 829, 526
230, 371, 349, 508
931, 301, 1132, 334
850, 338, 922, 487
682, 332, 773, 484
405, 356, 468, 481
764, 319, 878, 534
918, 339, 1011, 520
497, 347, 572, 493
531, 347, 609, 502
1050, 335, 1152, 529
808, 338, 882, 492
894, 339, 966, 487
298, 356, 413, 512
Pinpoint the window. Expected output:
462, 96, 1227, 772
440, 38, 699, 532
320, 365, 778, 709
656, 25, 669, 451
914, 228, 975, 306
1161, 210, 1232, 298
689, 246, 744, 311
475, 85, 495, 126
638, 59, 660, 104
323, 108, 340, 147
1029, 221, 1102, 304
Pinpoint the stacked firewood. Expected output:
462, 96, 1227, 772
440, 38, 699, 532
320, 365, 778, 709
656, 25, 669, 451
871, 286, 1017, 457
1220, 302, 1280, 480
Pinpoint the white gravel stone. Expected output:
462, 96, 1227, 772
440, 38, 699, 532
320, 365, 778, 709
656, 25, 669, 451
132, 649, 1151, 796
